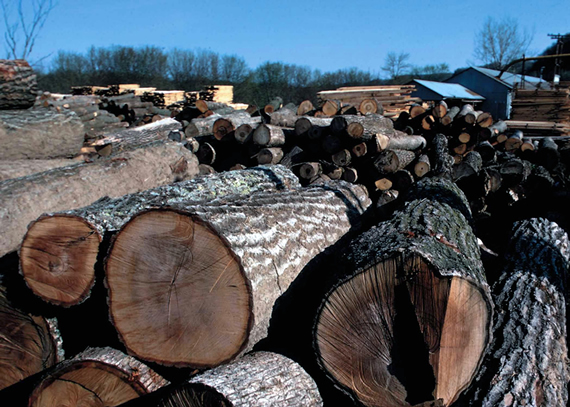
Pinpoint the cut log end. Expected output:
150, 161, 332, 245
20, 215, 101, 307
30, 380, 104, 407
105, 210, 252, 368
315, 254, 489, 407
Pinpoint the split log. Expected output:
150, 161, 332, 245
118, 352, 322, 407
459, 218, 569, 407
86, 118, 182, 155
105, 181, 371, 368
213, 114, 259, 141
0, 284, 61, 391
1, 141, 198, 258
0, 59, 38, 109
29, 347, 168, 407
0, 109, 84, 160
0, 159, 78, 182
252, 124, 286, 147
19, 166, 300, 307
314, 177, 492, 407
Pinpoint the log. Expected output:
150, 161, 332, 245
19, 166, 300, 307
118, 352, 323, 407
0, 109, 84, 160
314, 177, 492, 407
0, 59, 38, 109
299, 162, 322, 180
504, 130, 523, 152
295, 117, 332, 136
440, 106, 460, 126
414, 154, 431, 178
213, 114, 258, 141
184, 114, 222, 138
331, 149, 352, 167
252, 124, 286, 147
429, 133, 453, 177
269, 106, 298, 128
264, 97, 283, 114
459, 218, 569, 407
432, 101, 448, 119
0, 141, 198, 258
359, 99, 378, 115
105, 181, 371, 368
536, 137, 560, 170
195, 100, 228, 113
234, 123, 256, 144
297, 100, 314, 116
257, 147, 284, 165
196, 142, 216, 165
452, 151, 483, 181
321, 99, 341, 116
330, 114, 394, 139
376, 132, 427, 152
0, 284, 61, 391
86, 118, 182, 155
0, 159, 78, 182
28, 347, 168, 407
373, 149, 416, 173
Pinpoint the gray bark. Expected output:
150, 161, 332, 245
295, 117, 332, 136
460, 218, 570, 407
0, 159, 79, 181
105, 181, 371, 367
269, 106, 298, 128
1, 141, 198, 257
213, 114, 258, 140
184, 113, 222, 138
87, 118, 182, 155
20, 166, 300, 306
253, 124, 287, 147
330, 114, 394, 139
0, 60, 38, 109
0, 108, 85, 159
187, 351, 323, 406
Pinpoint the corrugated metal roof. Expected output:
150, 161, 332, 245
462, 67, 551, 90
412, 79, 485, 100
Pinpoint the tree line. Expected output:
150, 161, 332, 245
36, 46, 453, 106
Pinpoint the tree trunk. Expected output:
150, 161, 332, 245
295, 117, 332, 136
330, 114, 394, 139
269, 106, 298, 128
0, 60, 38, 109
459, 218, 569, 407
0, 159, 78, 182
252, 124, 287, 147
0, 284, 61, 391
19, 166, 300, 307
373, 149, 416, 173
105, 181, 371, 368
28, 347, 168, 407
184, 114, 222, 138
0, 109, 84, 160
314, 177, 492, 407
86, 118, 182, 155
1, 141, 198, 257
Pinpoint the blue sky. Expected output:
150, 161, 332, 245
4, 0, 569, 75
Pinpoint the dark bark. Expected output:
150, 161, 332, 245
0, 60, 38, 109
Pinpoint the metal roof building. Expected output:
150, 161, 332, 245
409, 79, 485, 104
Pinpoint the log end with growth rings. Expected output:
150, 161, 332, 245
20, 215, 101, 307
315, 254, 489, 407
105, 209, 253, 368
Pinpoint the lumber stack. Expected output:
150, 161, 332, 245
199, 85, 234, 103
317, 85, 421, 117
141, 90, 185, 108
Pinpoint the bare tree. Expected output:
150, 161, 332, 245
382, 52, 411, 79
1, 0, 56, 60
473, 16, 534, 70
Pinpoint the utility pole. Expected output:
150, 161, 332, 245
548, 33, 569, 84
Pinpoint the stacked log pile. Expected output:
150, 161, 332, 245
317, 85, 421, 117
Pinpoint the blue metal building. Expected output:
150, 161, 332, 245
408, 79, 485, 107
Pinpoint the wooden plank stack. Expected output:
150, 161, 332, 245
509, 87, 570, 136
317, 85, 421, 117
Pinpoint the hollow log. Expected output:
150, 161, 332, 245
0, 141, 198, 258
19, 166, 300, 307
0, 59, 38, 109
86, 118, 182, 155
0, 284, 61, 391
0, 109, 84, 160
105, 181, 371, 368
459, 218, 569, 407
314, 177, 492, 407
28, 347, 168, 407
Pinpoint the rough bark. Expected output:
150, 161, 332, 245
314, 177, 492, 407
19, 165, 300, 307
29, 346, 168, 407
269, 106, 298, 128
105, 181, 371, 368
0, 159, 78, 182
0, 60, 38, 109
184, 114, 222, 138
429, 133, 453, 177
0, 108, 85, 160
459, 218, 569, 407
373, 149, 416, 173
330, 114, 394, 139
0, 284, 61, 391
86, 118, 182, 155
0, 141, 198, 257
